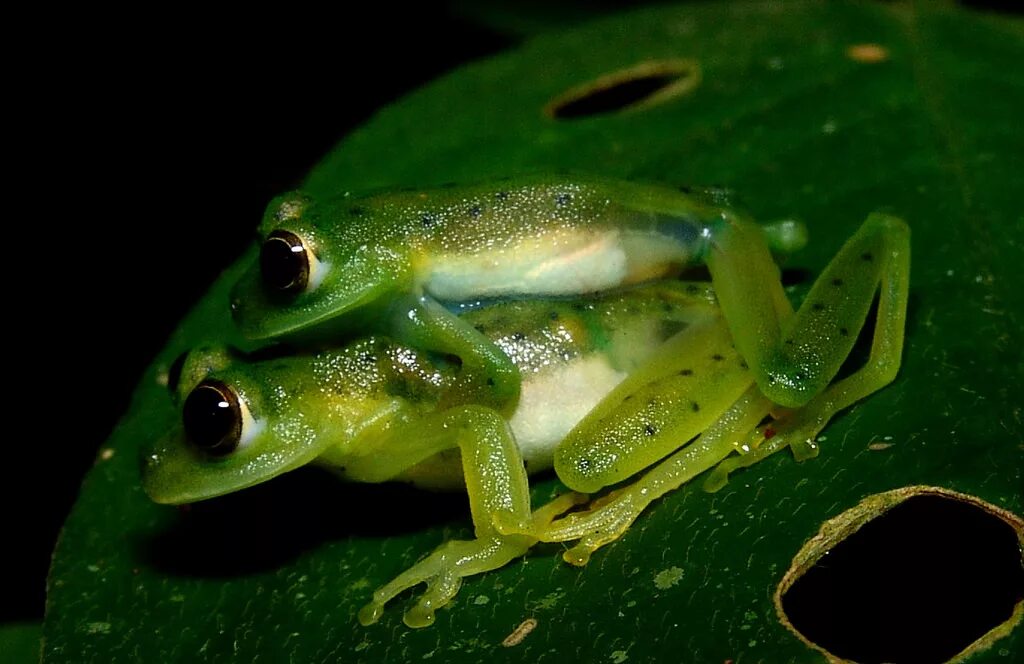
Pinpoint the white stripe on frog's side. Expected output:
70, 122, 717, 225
419, 229, 691, 301
509, 354, 627, 473
421, 230, 628, 300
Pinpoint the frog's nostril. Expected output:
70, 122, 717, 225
545, 59, 701, 120
777, 487, 1024, 664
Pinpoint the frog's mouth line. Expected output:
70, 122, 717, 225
775, 485, 1024, 664
141, 430, 329, 506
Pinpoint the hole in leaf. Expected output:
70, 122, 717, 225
778, 488, 1024, 664
546, 59, 700, 119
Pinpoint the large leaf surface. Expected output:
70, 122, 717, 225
45, 2, 1023, 662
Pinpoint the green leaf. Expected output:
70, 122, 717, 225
1, 623, 42, 664
45, 2, 1023, 662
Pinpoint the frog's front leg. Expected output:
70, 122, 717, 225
388, 293, 520, 412
708, 212, 910, 408
356, 405, 544, 628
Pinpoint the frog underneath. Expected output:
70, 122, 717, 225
146, 211, 909, 628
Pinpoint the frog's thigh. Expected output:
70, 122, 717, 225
530, 386, 772, 565
389, 293, 520, 411
358, 406, 535, 628
555, 316, 754, 494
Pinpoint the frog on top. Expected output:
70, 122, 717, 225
228, 175, 813, 412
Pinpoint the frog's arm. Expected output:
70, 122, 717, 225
354, 405, 538, 628
387, 294, 520, 412
707, 212, 910, 408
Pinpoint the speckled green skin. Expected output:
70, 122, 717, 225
144, 281, 718, 505
229, 175, 807, 411
145, 207, 908, 629
231, 176, 728, 339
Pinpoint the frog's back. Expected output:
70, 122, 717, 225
327, 175, 723, 302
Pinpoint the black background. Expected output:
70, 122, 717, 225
8, 4, 511, 622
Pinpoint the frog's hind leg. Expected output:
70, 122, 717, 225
491, 316, 770, 561
705, 215, 910, 488
516, 386, 773, 566
708, 212, 910, 409
553, 316, 756, 495
357, 406, 537, 628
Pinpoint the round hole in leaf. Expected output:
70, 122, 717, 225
778, 488, 1024, 664
546, 59, 700, 119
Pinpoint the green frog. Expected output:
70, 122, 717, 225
145, 208, 909, 627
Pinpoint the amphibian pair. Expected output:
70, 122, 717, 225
142, 176, 910, 628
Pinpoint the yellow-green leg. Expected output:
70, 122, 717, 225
357, 405, 538, 628
513, 387, 773, 565
553, 316, 756, 494
705, 215, 910, 488
708, 212, 910, 408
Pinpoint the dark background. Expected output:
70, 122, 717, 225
7, 4, 512, 623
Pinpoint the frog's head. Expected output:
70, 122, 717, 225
230, 191, 411, 341
142, 342, 400, 504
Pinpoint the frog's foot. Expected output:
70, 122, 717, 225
703, 424, 790, 493
556, 493, 646, 567
497, 488, 640, 566
358, 533, 535, 628
702, 390, 846, 492
493, 491, 589, 536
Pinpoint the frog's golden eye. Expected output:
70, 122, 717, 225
260, 229, 311, 295
182, 380, 244, 456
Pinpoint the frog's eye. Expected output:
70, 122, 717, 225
260, 229, 311, 295
182, 380, 253, 456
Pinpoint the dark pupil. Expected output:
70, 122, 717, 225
183, 381, 241, 455
260, 230, 309, 294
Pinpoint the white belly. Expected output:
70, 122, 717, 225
509, 354, 628, 472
